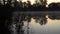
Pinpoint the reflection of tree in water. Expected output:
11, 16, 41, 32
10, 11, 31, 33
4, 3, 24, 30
10, 13, 47, 34
9, 13, 24, 34
39, 17, 47, 25
33, 16, 47, 25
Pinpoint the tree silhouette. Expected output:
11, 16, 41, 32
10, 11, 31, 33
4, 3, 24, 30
27, 1, 31, 7
3, 0, 5, 5
19, 1, 23, 7
48, 3, 60, 11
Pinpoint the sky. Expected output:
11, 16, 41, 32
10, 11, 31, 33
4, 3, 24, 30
47, 0, 60, 5
17, 0, 60, 5
22, 0, 36, 4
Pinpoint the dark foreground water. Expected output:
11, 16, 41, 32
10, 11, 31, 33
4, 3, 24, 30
9, 12, 60, 34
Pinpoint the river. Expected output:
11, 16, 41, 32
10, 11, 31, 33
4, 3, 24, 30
10, 12, 60, 34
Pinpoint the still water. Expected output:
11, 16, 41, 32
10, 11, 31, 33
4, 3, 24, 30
10, 12, 60, 34
24, 16, 60, 34
23, 18, 60, 34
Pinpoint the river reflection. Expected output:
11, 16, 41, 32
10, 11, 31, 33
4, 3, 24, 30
9, 12, 60, 34
23, 17, 60, 34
